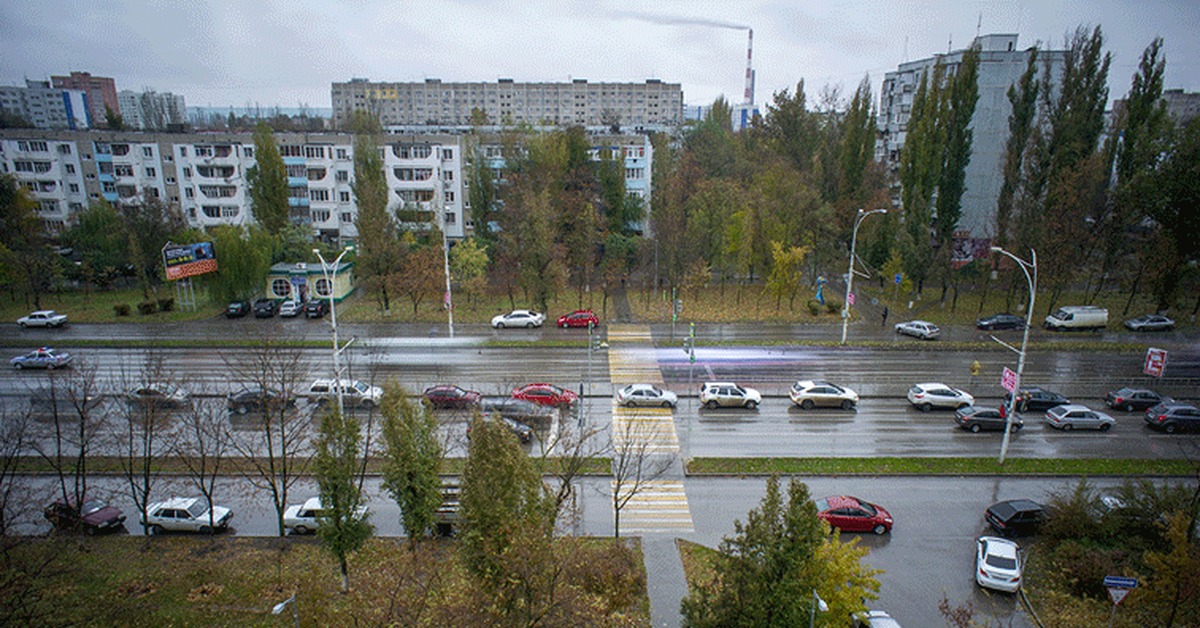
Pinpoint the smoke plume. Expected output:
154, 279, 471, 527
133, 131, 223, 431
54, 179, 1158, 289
608, 10, 749, 30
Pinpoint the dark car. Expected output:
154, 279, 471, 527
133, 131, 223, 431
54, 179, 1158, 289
1144, 403, 1200, 434
224, 301, 250, 318
304, 300, 329, 318
955, 406, 1023, 433
479, 397, 555, 428
1004, 387, 1070, 413
423, 385, 482, 409
976, 313, 1026, 331
253, 298, 278, 318
226, 387, 295, 415
985, 499, 1045, 537
1105, 387, 1170, 412
468, 414, 533, 444
44, 496, 126, 534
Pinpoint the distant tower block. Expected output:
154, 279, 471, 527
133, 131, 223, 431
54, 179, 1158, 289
743, 28, 754, 105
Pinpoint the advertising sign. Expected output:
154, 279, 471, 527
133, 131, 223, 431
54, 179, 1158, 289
1001, 367, 1018, 393
1143, 348, 1167, 378
163, 242, 218, 281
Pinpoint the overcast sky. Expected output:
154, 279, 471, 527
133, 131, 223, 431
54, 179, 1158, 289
2, 0, 1197, 112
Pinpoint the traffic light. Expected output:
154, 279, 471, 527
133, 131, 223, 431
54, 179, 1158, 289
682, 337, 692, 354
591, 334, 602, 351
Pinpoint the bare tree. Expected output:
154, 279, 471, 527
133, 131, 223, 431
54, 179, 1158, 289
117, 353, 181, 534
171, 383, 231, 532
533, 411, 607, 529
0, 406, 32, 536
610, 411, 676, 538
224, 329, 312, 536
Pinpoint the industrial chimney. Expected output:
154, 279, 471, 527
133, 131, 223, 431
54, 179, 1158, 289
743, 28, 754, 106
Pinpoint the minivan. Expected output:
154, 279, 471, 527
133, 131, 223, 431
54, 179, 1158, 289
1043, 306, 1107, 331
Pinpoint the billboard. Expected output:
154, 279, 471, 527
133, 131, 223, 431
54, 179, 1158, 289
162, 242, 218, 281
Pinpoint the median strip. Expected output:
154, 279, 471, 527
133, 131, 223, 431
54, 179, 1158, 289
685, 457, 1195, 476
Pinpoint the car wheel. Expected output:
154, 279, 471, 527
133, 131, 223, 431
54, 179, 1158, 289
970, 424, 982, 433
919, 403, 932, 412
361, 399, 376, 410
1062, 424, 1073, 431
661, 401, 672, 408
294, 525, 308, 535
526, 322, 534, 328
1010, 424, 1021, 433
13, 363, 22, 370
745, 400, 758, 410
236, 405, 249, 415
705, 400, 719, 410
199, 525, 212, 534
150, 524, 165, 535
46, 363, 55, 370
18, 322, 26, 328
1164, 423, 1177, 434
1099, 423, 1111, 432
841, 400, 854, 411
1125, 403, 1135, 412
560, 322, 567, 328
873, 524, 888, 535
801, 400, 814, 410
497, 322, 505, 329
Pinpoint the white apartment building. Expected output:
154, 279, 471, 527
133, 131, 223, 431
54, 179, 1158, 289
332, 78, 684, 132
117, 90, 188, 130
0, 136, 88, 231
877, 34, 1068, 240
0, 80, 91, 130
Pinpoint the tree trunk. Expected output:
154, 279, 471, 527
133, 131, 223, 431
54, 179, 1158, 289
339, 555, 350, 593
1123, 263, 1143, 316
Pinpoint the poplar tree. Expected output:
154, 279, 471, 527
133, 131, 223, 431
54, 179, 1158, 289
350, 111, 401, 314
380, 383, 443, 550
313, 407, 374, 592
245, 122, 289, 234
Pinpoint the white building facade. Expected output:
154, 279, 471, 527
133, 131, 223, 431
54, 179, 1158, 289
0, 80, 91, 130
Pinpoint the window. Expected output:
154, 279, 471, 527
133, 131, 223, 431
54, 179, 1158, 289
69, 184, 79, 193
201, 205, 238, 218
179, 147, 188, 157
442, 170, 453, 181
311, 210, 331, 222
145, 167, 156, 178
271, 278, 292, 299
442, 148, 453, 160
339, 191, 351, 202
194, 145, 213, 157
395, 189, 434, 202
142, 146, 153, 158
19, 140, 48, 152
243, 147, 253, 158
86, 173, 96, 180
65, 164, 75, 174
38, 200, 59, 213
445, 191, 455, 203
309, 188, 330, 202
102, 181, 115, 193
166, 176, 176, 184
306, 168, 326, 181
445, 212, 456, 225
314, 278, 332, 297
199, 185, 237, 198
185, 188, 194, 198
304, 146, 325, 159
340, 212, 352, 223
13, 161, 33, 172
69, 202, 83, 213
280, 145, 303, 157
57, 144, 71, 155
286, 165, 306, 178
393, 168, 433, 181
335, 148, 348, 160
183, 167, 192, 178
335, 170, 348, 182
625, 167, 644, 180
147, 188, 160, 198
114, 164, 133, 177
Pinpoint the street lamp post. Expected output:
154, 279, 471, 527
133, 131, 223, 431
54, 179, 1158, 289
314, 246, 355, 416
271, 594, 299, 628
990, 246, 1037, 465
808, 588, 828, 628
841, 208, 887, 345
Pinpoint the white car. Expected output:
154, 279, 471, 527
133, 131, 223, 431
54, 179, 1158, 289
491, 309, 545, 328
142, 496, 232, 534
789, 380, 858, 410
278, 300, 302, 318
907, 382, 974, 411
853, 610, 903, 628
699, 382, 762, 409
306, 379, 383, 409
1045, 404, 1116, 432
894, 320, 940, 340
17, 310, 68, 328
283, 496, 368, 534
975, 536, 1022, 592
616, 384, 678, 408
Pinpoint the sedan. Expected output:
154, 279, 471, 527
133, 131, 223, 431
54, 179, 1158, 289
814, 495, 893, 534
142, 496, 232, 534
126, 384, 191, 410
304, 300, 328, 318
1144, 403, 1200, 434
616, 384, 678, 408
789, 380, 858, 410
894, 320, 941, 339
283, 497, 368, 535
423, 385, 482, 409
469, 415, 533, 444
17, 310, 68, 328
907, 383, 974, 411
226, 387, 294, 415
1045, 404, 1115, 431
253, 298, 278, 318
279, 300, 302, 318
976, 536, 1022, 592
1106, 387, 1170, 412
1005, 386, 1069, 413
976, 313, 1025, 331
44, 496, 126, 534
11, 347, 72, 370
955, 406, 1022, 433
557, 309, 599, 328
1124, 314, 1175, 331
224, 301, 250, 318
512, 383, 577, 407
479, 397, 555, 427
491, 309, 545, 328
986, 499, 1044, 536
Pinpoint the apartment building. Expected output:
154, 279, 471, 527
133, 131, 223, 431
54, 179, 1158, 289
332, 78, 684, 132
51, 72, 119, 125
0, 80, 91, 130
876, 34, 1068, 240
118, 90, 188, 130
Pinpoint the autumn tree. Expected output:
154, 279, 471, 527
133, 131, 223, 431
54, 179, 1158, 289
120, 196, 188, 300
379, 383, 443, 550
61, 202, 129, 288
313, 407, 374, 592
897, 66, 946, 294
0, 174, 58, 309
610, 415, 675, 538
246, 122, 290, 234
766, 241, 811, 310
392, 236, 444, 317
1147, 116, 1200, 310
171, 389, 230, 533
351, 111, 402, 314
29, 365, 107, 533
994, 48, 1040, 249
449, 236, 488, 305
763, 80, 821, 174
202, 224, 273, 303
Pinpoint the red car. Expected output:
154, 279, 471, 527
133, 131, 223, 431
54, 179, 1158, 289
557, 309, 599, 328
423, 385, 482, 409
814, 495, 893, 535
512, 383, 578, 407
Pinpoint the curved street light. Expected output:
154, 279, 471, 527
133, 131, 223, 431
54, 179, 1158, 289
841, 208, 887, 345
314, 245, 355, 416
990, 246, 1037, 465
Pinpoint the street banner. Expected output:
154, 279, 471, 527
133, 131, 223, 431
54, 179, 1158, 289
1001, 367, 1017, 393
1143, 348, 1167, 378
163, 242, 218, 281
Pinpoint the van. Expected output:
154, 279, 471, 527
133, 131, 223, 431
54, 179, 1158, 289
1043, 306, 1108, 331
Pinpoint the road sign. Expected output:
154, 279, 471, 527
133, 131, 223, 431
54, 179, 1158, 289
895, 273, 902, 285
1103, 576, 1138, 589
847, 292, 856, 306
1143, 348, 1167, 378
1108, 588, 1130, 606
1001, 367, 1018, 393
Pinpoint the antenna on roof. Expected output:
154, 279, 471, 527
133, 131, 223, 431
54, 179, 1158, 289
977, 12, 982, 37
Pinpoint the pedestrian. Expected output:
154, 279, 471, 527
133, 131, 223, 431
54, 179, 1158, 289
882, 306, 889, 328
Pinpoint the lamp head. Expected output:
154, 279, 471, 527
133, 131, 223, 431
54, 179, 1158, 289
272, 597, 293, 615
311, 248, 320, 255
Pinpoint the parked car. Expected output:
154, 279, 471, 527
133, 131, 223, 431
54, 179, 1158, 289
907, 383, 974, 411
224, 301, 250, 318
894, 320, 941, 340
253, 298, 278, 318
512, 382, 578, 407
852, 610, 903, 628
976, 536, 1023, 592
1005, 386, 1069, 413
306, 379, 383, 409
422, 384, 482, 409
557, 309, 599, 328
1043, 305, 1107, 330
1124, 313, 1175, 331
985, 499, 1044, 536
17, 310, 68, 328
1144, 402, 1200, 434
955, 406, 1022, 433
126, 383, 191, 410
283, 497, 368, 534
278, 300, 302, 318
491, 309, 545, 328
141, 496, 232, 534
226, 387, 295, 415
304, 299, 329, 318
976, 313, 1025, 331
699, 382, 762, 409
1045, 404, 1115, 431
1105, 387, 1170, 412
479, 397, 555, 427
615, 383, 678, 408
813, 495, 893, 534
43, 496, 126, 534
789, 380, 858, 410
11, 347, 72, 370
469, 414, 533, 444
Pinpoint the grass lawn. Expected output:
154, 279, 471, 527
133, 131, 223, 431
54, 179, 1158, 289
685, 457, 1196, 476
2, 534, 649, 626
1, 286, 223, 324
676, 538, 720, 599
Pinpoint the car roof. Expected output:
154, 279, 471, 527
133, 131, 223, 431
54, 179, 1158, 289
152, 497, 198, 509
302, 497, 323, 509
992, 499, 1042, 513
1050, 404, 1090, 413
31, 310, 57, 315
822, 495, 863, 510
914, 382, 951, 389
979, 535, 1020, 555
704, 381, 738, 387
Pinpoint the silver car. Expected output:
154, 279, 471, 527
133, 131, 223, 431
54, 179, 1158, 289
699, 382, 761, 409
491, 309, 545, 328
789, 380, 858, 410
616, 384, 678, 408
1045, 404, 1115, 431
894, 320, 941, 340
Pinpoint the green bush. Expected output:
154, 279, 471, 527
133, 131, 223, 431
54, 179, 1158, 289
806, 300, 821, 316
825, 298, 842, 314
113, 303, 131, 316
137, 301, 157, 315
157, 298, 174, 312
1047, 540, 1128, 600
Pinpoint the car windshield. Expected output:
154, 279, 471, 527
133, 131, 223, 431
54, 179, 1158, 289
813, 498, 830, 512
353, 381, 370, 394
985, 553, 1017, 570
858, 501, 877, 515
81, 499, 105, 515
186, 500, 208, 518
